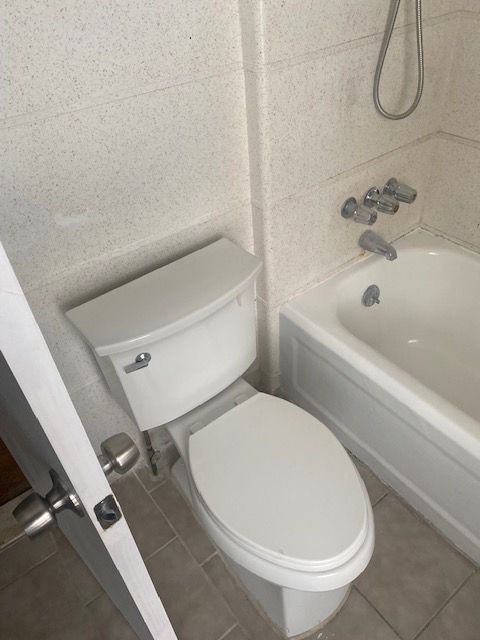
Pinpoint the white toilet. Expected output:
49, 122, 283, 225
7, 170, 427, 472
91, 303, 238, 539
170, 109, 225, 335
67, 238, 374, 638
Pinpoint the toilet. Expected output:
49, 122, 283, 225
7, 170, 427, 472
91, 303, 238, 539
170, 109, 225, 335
67, 238, 374, 638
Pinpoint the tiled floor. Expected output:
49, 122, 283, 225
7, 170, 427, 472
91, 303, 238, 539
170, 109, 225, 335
0, 456, 479, 640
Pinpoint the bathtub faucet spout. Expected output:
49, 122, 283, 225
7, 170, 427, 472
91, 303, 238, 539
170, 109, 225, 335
359, 231, 397, 261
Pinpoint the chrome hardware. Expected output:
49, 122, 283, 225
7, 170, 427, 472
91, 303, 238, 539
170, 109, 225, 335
362, 284, 381, 307
94, 494, 122, 530
13, 469, 84, 538
124, 352, 151, 374
359, 230, 398, 261
341, 197, 377, 225
383, 178, 417, 204
98, 433, 140, 476
364, 187, 399, 214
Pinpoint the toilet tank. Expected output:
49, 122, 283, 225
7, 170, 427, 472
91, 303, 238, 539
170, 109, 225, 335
67, 239, 262, 430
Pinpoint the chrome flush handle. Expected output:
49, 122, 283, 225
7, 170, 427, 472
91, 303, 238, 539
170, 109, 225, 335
124, 352, 151, 374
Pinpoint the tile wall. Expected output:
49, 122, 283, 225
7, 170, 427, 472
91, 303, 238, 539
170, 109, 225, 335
0, 1, 476, 458
0, 1, 253, 453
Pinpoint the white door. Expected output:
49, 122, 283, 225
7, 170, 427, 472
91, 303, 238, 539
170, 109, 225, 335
0, 240, 177, 640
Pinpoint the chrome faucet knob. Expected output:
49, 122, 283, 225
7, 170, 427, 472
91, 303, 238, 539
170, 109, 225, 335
383, 177, 417, 204
364, 187, 399, 214
341, 197, 377, 225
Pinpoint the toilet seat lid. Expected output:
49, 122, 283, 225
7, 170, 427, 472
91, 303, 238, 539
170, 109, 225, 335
189, 393, 368, 572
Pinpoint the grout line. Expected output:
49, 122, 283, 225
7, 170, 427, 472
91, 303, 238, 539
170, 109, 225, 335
143, 535, 178, 563
0, 63, 244, 132
200, 550, 219, 567
352, 586, 404, 639
215, 623, 240, 640
411, 570, 476, 639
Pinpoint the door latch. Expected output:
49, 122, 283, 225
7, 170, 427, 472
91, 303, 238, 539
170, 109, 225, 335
94, 494, 122, 530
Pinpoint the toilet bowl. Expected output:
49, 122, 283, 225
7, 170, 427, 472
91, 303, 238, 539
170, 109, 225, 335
166, 380, 374, 638
67, 238, 374, 638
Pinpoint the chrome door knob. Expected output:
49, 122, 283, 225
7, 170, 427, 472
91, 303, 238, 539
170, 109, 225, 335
13, 469, 84, 538
98, 433, 140, 476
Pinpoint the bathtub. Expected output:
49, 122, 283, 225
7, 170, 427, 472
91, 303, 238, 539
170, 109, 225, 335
280, 229, 480, 564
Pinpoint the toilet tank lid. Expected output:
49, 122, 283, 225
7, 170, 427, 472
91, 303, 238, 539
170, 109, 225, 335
66, 239, 262, 356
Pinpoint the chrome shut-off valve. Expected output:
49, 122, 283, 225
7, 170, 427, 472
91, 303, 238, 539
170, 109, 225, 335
383, 177, 417, 204
364, 187, 399, 214
341, 197, 377, 225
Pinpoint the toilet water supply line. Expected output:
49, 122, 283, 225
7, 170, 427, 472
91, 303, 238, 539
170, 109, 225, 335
373, 0, 424, 120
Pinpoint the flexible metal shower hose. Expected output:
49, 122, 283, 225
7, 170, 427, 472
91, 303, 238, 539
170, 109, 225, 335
373, 0, 424, 120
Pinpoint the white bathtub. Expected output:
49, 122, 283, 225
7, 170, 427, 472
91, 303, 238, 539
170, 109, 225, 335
280, 229, 480, 564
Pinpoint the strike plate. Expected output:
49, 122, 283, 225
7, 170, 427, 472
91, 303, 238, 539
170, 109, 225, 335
94, 494, 122, 530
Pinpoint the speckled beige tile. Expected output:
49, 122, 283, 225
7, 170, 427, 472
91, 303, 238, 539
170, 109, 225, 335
423, 136, 480, 247
442, 15, 480, 141
265, 18, 454, 202
261, 0, 456, 64
256, 298, 281, 383
417, 572, 480, 640
356, 495, 474, 640
70, 378, 142, 454
261, 136, 435, 306
0, 70, 250, 287
23, 204, 253, 394
1, 0, 242, 121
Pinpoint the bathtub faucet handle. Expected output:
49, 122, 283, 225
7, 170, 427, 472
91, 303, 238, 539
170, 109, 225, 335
341, 197, 377, 225
383, 178, 417, 204
364, 187, 399, 215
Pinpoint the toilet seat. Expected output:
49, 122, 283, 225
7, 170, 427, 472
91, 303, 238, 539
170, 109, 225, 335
189, 393, 371, 580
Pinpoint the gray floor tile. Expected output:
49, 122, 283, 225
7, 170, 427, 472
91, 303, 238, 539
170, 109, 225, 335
417, 572, 480, 640
0, 553, 99, 640
356, 495, 474, 640
87, 593, 138, 640
222, 626, 249, 640
53, 528, 103, 605
203, 555, 279, 640
309, 588, 400, 640
135, 465, 168, 492
146, 538, 235, 640
0, 531, 56, 590
151, 480, 216, 564
351, 455, 389, 506
112, 475, 175, 558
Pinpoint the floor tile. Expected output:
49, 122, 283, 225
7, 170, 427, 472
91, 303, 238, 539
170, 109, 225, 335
309, 588, 400, 640
351, 455, 389, 506
53, 528, 103, 605
112, 475, 175, 558
151, 480, 215, 564
135, 465, 168, 492
88, 593, 138, 640
222, 626, 249, 640
0, 531, 56, 590
356, 495, 474, 640
0, 553, 99, 640
146, 538, 235, 640
203, 554, 279, 640
417, 572, 480, 640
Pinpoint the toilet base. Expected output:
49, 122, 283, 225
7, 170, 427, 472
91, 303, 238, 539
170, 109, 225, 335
225, 555, 350, 638
171, 458, 351, 638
